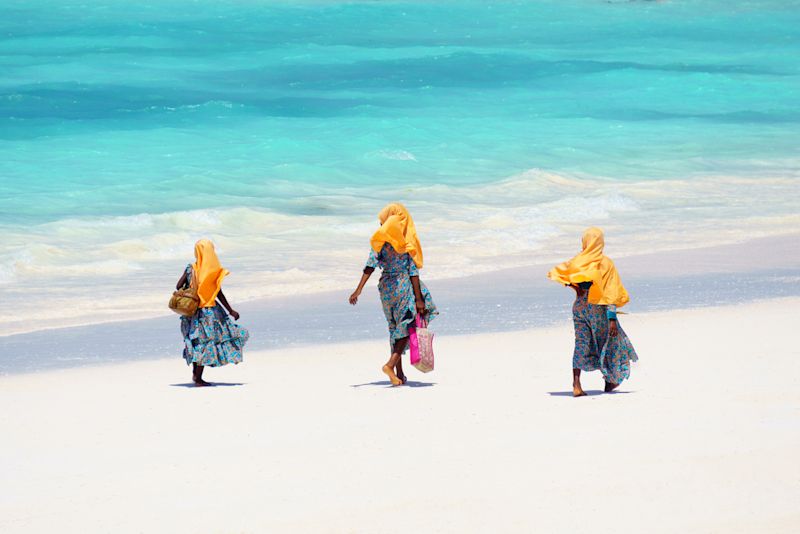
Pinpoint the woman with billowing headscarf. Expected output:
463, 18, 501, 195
175, 239, 249, 386
547, 228, 638, 397
349, 203, 438, 385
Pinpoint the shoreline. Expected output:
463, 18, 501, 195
1, 233, 799, 375
3, 294, 799, 379
2, 232, 799, 339
2, 297, 798, 533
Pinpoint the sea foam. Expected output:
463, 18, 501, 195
2, 168, 799, 336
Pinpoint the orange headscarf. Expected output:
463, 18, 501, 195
547, 227, 629, 307
370, 203, 423, 268
192, 239, 229, 308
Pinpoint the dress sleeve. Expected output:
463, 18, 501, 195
407, 256, 419, 277
365, 249, 379, 270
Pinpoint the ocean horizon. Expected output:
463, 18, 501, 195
2, 0, 799, 337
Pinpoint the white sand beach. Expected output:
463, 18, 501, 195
4, 2, 800, 533
2, 297, 798, 533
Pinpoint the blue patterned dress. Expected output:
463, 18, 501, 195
572, 291, 638, 384
366, 243, 438, 350
180, 265, 249, 367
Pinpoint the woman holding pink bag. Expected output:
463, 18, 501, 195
349, 203, 438, 385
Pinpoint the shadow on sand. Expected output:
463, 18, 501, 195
169, 382, 245, 388
350, 380, 436, 389
547, 389, 633, 397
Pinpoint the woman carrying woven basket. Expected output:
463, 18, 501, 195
174, 239, 249, 386
348, 203, 438, 385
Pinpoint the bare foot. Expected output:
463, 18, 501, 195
573, 384, 587, 397
194, 379, 212, 387
604, 381, 619, 392
382, 364, 403, 386
397, 371, 408, 385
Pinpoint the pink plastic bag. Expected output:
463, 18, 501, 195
408, 315, 434, 373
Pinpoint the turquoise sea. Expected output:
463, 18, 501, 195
1, 0, 799, 335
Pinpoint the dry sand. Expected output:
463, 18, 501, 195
2, 297, 799, 533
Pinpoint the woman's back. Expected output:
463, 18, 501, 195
368, 243, 417, 277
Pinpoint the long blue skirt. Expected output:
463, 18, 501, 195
180, 304, 249, 367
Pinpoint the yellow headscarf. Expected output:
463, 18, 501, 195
370, 203, 424, 268
547, 227, 630, 308
192, 239, 229, 308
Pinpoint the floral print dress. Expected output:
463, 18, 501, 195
573, 291, 638, 384
366, 243, 438, 350
180, 265, 249, 367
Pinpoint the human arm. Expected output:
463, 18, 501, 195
405, 256, 426, 316
349, 268, 374, 305
217, 289, 240, 321
410, 275, 426, 316
350, 250, 380, 305
176, 271, 188, 290
607, 305, 617, 336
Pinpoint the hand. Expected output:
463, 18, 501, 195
349, 290, 360, 305
416, 298, 426, 317
230, 310, 240, 321
609, 320, 618, 337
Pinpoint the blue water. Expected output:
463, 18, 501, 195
1, 0, 799, 335
2, 0, 799, 220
